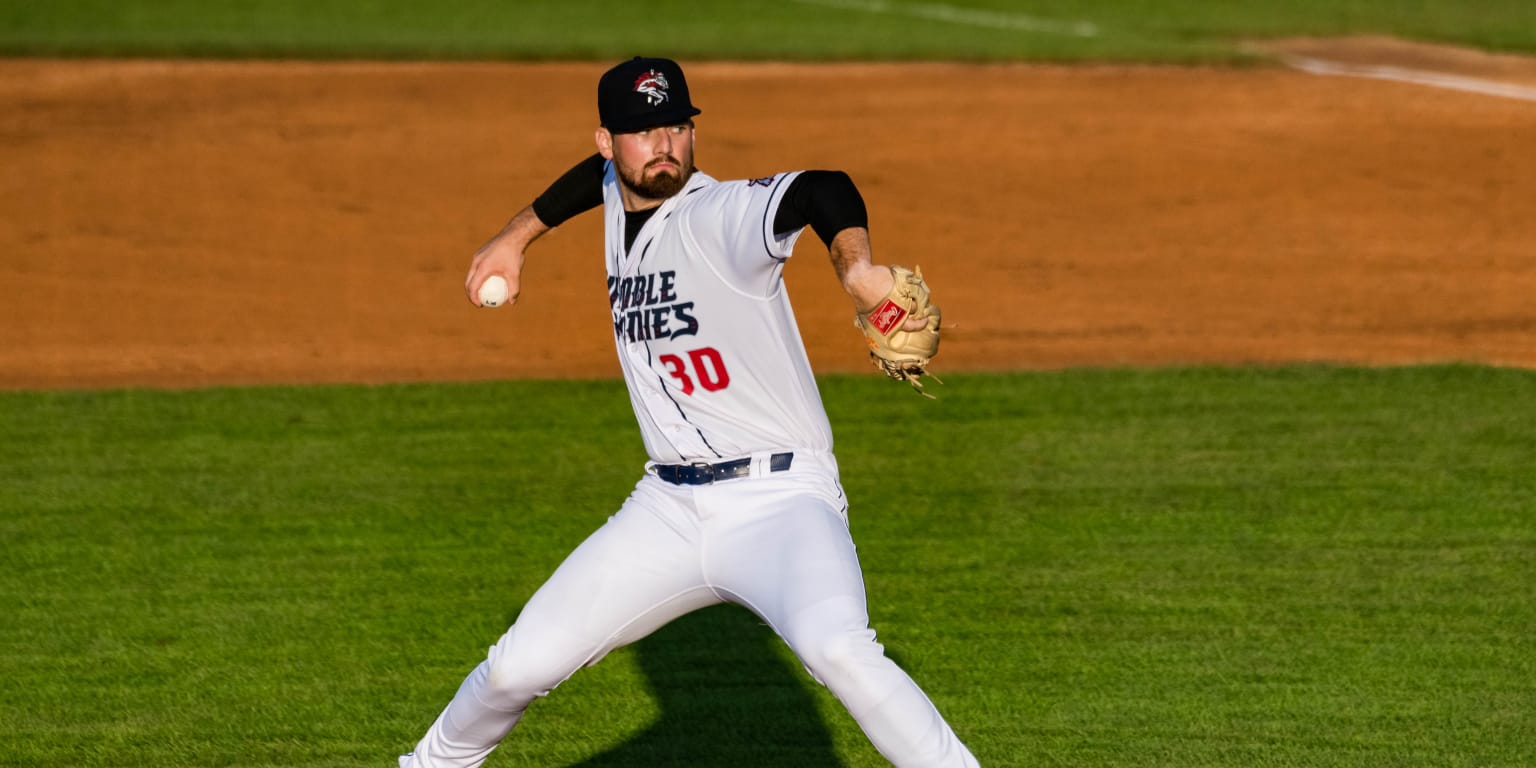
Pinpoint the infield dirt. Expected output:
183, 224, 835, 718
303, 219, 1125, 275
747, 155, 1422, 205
4, 39, 1534, 389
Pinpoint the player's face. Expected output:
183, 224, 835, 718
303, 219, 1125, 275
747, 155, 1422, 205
599, 122, 696, 204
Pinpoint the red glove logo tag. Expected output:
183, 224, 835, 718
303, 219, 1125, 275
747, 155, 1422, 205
868, 299, 908, 335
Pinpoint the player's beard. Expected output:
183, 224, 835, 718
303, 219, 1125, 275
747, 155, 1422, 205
620, 156, 693, 201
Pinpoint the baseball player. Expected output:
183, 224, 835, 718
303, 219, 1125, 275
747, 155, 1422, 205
399, 56, 969, 767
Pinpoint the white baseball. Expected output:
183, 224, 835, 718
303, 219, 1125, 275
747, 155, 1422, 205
478, 275, 509, 308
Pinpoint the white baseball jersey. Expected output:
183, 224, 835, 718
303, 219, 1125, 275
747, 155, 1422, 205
602, 163, 834, 464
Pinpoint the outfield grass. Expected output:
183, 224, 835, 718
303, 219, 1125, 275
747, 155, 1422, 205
2, 0, 1535, 61
2, 367, 1532, 766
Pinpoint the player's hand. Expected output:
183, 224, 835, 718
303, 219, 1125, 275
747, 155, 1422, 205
844, 260, 927, 331
855, 264, 941, 395
464, 205, 551, 307
465, 238, 526, 307
897, 307, 931, 332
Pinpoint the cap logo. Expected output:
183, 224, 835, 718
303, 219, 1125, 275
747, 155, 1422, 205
633, 70, 671, 107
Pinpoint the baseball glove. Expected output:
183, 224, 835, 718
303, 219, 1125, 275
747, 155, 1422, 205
856, 265, 942, 396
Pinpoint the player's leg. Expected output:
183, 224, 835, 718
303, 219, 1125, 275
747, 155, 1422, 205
401, 478, 719, 768
702, 460, 980, 768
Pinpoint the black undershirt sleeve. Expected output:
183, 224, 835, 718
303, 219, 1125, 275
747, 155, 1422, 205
531, 153, 606, 228
531, 160, 864, 247
772, 170, 869, 247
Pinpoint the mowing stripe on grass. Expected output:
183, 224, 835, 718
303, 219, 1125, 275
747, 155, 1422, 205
790, 0, 1099, 38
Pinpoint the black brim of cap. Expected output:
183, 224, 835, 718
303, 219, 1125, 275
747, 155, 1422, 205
604, 105, 703, 134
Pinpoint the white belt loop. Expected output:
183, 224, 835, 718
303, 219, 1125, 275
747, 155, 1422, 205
749, 451, 773, 479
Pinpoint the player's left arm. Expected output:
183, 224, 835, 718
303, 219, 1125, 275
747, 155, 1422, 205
775, 171, 927, 329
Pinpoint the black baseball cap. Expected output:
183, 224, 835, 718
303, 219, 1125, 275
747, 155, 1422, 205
598, 56, 702, 134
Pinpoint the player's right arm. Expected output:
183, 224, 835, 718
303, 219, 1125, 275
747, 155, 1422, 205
465, 154, 606, 306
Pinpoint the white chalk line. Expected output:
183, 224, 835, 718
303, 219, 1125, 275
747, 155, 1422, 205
787, 3, 1532, 104
790, 0, 1098, 38
1281, 54, 1536, 104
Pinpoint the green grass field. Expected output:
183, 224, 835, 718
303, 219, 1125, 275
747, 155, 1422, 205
3, 367, 1533, 766
3, 0, 1535, 60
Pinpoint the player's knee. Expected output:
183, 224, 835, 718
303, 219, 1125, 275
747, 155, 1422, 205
483, 657, 557, 705
480, 628, 589, 707
793, 626, 886, 687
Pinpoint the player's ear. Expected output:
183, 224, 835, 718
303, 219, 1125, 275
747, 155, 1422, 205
595, 128, 614, 160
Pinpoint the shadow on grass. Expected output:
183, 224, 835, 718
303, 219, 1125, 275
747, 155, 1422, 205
563, 603, 845, 767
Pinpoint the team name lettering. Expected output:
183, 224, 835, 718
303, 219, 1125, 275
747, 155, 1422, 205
608, 270, 700, 343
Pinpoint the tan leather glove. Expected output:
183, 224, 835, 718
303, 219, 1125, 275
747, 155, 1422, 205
856, 265, 942, 396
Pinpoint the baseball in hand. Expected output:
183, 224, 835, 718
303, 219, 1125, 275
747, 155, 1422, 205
478, 275, 510, 308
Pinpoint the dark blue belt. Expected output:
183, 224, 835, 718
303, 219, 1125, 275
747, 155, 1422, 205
654, 452, 794, 485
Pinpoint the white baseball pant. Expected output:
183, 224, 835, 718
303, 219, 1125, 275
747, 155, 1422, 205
400, 450, 979, 767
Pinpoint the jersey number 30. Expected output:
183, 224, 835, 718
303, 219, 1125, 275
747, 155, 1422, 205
659, 347, 730, 395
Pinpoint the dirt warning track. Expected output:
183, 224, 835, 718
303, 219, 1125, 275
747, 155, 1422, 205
3, 46, 1534, 390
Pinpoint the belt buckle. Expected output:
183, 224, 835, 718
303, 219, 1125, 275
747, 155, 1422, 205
689, 461, 715, 484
